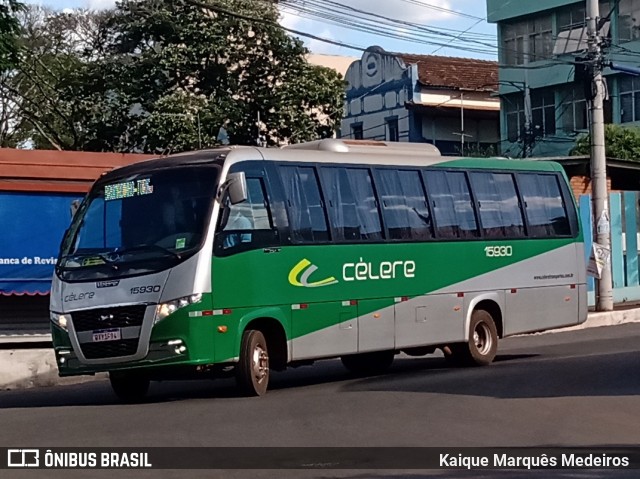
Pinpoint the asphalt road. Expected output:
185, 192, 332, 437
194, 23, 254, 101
1, 323, 639, 479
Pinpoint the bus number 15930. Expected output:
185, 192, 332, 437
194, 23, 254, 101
484, 246, 513, 258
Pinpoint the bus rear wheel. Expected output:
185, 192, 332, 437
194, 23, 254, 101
450, 309, 498, 366
109, 372, 150, 403
341, 350, 394, 376
236, 329, 270, 396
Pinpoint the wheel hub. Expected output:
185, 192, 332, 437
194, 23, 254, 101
474, 323, 492, 355
252, 345, 269, 382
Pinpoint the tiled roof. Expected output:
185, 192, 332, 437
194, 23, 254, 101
396, 53, 498, 92
0, 149, 155, 193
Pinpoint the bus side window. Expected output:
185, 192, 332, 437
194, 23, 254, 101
215, 177, 276, 253
517, 173, 571, 237
376, 168, 433, 241
424, 170, 480, 239
320, 167, 383, 242
469, 172, 526, 239
279, 165, 329, 243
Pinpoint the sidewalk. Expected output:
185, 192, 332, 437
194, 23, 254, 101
1, 307, 640, 390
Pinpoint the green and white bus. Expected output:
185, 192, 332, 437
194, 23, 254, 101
50, 139, 587, 401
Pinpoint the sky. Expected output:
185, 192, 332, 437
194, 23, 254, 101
23, 0, 498, 60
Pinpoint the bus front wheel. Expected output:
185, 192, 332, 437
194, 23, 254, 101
236, 329, 270, 396
450, 309, 498, 366
109, 372, 150, 403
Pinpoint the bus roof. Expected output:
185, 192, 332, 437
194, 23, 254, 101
103, 141, 564, 179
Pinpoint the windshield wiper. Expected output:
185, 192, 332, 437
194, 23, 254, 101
116, 244, 182, 260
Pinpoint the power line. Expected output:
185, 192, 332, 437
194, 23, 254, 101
187, 0, 581, 71
277, 0, 587, 67
279, 0, 498, 56
395, 0, 485, 22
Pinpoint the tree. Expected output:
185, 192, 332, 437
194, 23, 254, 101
572, 124, 640, 161
88, 0, 345, 152
5, 0, 345, 152
0, 0, 24, 71
0, 6, 112, 149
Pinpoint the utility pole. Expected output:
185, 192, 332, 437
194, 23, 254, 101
453, 93, 473, 155
523, 34, 532, 158
460, 93, 465, 155
587, 0, 613, 311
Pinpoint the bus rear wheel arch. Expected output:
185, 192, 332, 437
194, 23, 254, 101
448, 308, 498, 367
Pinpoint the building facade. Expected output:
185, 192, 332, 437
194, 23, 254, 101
487, 0, 640, 157
341, 46, 500, 156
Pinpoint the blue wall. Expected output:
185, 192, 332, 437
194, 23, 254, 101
0, 192, 82, 295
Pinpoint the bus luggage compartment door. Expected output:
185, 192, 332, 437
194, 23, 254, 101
357, 298, 395, 353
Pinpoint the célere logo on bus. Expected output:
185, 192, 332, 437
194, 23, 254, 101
288, 258, 416, 288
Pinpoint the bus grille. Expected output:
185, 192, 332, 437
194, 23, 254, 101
71, 306, 147, 332
80, 338, 139, 359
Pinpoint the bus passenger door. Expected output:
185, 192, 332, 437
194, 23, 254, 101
357, 298, 395, 353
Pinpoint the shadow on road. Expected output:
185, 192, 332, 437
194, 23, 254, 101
3, 349, 637, 407
0, 353, 541, 408
345, 351, 640, 399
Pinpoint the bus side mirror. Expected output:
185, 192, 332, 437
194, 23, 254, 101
225, 172, 248, 205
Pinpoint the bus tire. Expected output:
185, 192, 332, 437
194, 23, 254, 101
109, 372, 150, 403
341, 350, 394, 376
452, 309, 498, 366
236, 329, 270, 396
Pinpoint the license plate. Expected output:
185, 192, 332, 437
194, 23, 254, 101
92, 329, 121, 342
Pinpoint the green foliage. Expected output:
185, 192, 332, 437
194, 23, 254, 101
459, 143, 497, 158
5, 0, 345, 152
0, 0, 24, 71
572, 124, 640, 161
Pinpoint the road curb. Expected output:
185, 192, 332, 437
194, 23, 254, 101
1, 308, 639, 390
552, 308, 640, 333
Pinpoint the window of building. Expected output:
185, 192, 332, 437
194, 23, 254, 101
279, 165, 329, 243
531, 89, 556, 137
351, 123, 363, 140
559, 87, 588, 133
619, 0, 640, 42
320, 167, 383, 241
469, 172, 525, 238
424, 170, 479, 239
504, 93, 525, 142
375, 169, 433, 241
517, 173, 571, 236
557, 5, 586, 31
503, 15, 552, 65
386, 117, 399, 142
554, 2, 610, 55
620, 75, 640, 123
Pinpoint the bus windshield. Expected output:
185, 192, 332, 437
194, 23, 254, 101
57, 165, 218, 281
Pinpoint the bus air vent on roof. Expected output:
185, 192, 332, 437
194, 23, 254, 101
282, 139, 440, 156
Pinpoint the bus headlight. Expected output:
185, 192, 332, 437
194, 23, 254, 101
154, 294, 202, 324
50, 312, 70, 331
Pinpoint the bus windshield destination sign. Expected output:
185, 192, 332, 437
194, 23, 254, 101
104, 178, 154, 201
